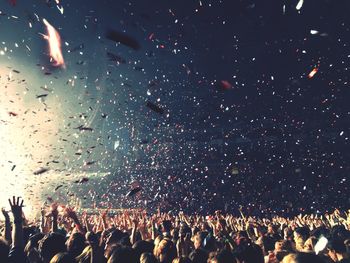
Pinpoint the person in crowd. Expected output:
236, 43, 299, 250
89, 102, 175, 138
327, 238, 350, 263
1, 196, 349, 263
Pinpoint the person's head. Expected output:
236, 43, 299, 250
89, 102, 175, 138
119, 235, 132, 247
194, 231, 207, 249
24, 233, 45, 263
293, 227, 309, 251
234, 241, 264, 263
0, 238, 9, 261
76, 246, 92, 263
207, 249, 237, 263
23, 226, 40, 246
275, 239, 294, 252
132, 240, 154, 261
154, 235, 163, 251
283, 227, 293, 240
256, 235, 275, 255
179, 223, 191, 238
311, 226, 329, 240
140, 252, 158, 263
25, 233, 45, 254
39, 233, 67, 263
162, 220, 172, 233
50, 252, 76, 263
108, 246, 137, 263
172, 256, 192, 263
189, 248, 208, 263
268, 224, 278, 235
294, 228, 309, 241
105, 229, 125, 247
331, 225, 350, 241
275, 250, 291, 262
327, 238, 347, 262
282, 252, 325, 263
236, 231, 249, 240
66, 232, 86, 258
302, 236, 317, 252
154, 238, 176, 263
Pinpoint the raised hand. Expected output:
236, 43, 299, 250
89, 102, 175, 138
86, 231, 98, 247
8, 196, 24, 247
41, 206, 46, 217
8, 196, 24, 222
50, 203, 59, 217
64, 207, 78, 220
2, 208, 10, 220
131, 216, 139, 228
2, 207, 12, 243
64, 206, 84, 233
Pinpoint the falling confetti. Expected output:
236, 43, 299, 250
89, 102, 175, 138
126, 186, 142, 197
308, 68, 318, 78
33, 167, 50, 175
105, 29, 141, 50
296, 0, 304, 10
0, 0, 347, 218
42, 18, 65, 68
219, 80, 232, 90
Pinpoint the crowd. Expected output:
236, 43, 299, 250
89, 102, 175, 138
0, 196, 349, 263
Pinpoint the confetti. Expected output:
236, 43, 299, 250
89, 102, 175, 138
42, 18, 65, 68
33, 167, 50, 175
146, 101, 164, 114
296, 0, 304, 10
219, 80, 232, 90
126, 186, 142, 197
54, 185, 63, 191
75, 125, 93, 131
105, 29, 141, 50
8, 111, 18, 117
75, 177, 89, 183
0, 0, 346, 219
36, 94, 48, 99
308, 68, 318, 78
107, 52, 126, 64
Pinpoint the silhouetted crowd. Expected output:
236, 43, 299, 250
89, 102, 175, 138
1, 196, 350, 263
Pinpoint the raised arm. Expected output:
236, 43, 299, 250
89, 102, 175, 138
2, 208, 12, 244
65, 207, 84, 233
8, 196, 24, 248
50, 203, 59, 233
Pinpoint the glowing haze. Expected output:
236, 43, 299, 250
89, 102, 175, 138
0, 65, 60, 216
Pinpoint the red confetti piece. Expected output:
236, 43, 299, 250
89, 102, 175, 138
148, 33, 154, 40
220, 80, 232, 89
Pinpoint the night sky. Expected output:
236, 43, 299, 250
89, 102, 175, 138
0, 0, 349, 216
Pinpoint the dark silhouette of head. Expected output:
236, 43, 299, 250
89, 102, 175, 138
108, 246, 137, 263
66, 232, 86, 258
39, 233, 67, 263
140, 252, 158, 263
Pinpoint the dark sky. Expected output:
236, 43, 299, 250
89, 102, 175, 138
0, 0, 349, 215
